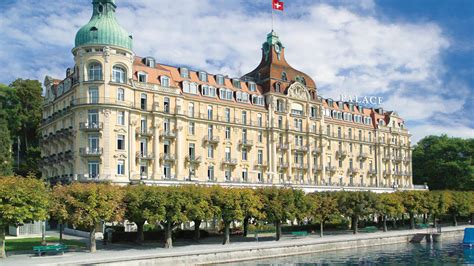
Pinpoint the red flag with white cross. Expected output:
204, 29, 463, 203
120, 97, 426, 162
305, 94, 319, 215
273, 0, 284, 11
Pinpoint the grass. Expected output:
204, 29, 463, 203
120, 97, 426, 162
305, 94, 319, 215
6, 237, 86, 252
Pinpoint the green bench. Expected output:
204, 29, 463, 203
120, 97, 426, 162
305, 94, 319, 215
417, 223, 430, 229
291, 231, 308, 237
361, 226, 378, 233
33, 244, 68, 256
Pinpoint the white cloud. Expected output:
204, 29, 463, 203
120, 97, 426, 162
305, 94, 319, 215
0, 0, 471, 143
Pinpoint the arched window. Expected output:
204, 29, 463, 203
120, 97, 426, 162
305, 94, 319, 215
88, 62, 102, 81
281, 72, 287, 81
140, 93, 147, 110
275, 82, 281, 93
164, 97, 170, 113
112, 65, 126, 83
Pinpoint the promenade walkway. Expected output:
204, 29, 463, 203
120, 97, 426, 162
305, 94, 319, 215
2, 225, 471, 266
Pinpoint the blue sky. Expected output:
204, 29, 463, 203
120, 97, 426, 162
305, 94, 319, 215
0, 0, 472, 142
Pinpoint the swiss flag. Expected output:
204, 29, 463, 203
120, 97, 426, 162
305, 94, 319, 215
273, 0, 284, 11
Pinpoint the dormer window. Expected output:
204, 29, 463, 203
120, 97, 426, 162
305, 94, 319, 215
232, 79, 241, 89
180, 68, 189, 78
282, 72, 287, 81
248, 82, 257, 92
216, 75, 225, 85
236, 91, 249, 103
144, 57, 155, 68
252, 95, 265, 106
202, 85, 216, 97
327, 99, 333, 107
138, 72, 147, 83
199, 71, 208, 82
338, 101, 343, 109
219, 88, 233, 101
275, 82, 281, 93
161, 76, 170, 87
379, 119, 385, 126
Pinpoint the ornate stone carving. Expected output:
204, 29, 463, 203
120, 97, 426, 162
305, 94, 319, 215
102, 109, 111, 117
103, 46, 111, 62
287, 82, 310, 101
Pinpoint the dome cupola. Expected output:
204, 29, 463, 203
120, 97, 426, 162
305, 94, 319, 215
74, 0, 133, 51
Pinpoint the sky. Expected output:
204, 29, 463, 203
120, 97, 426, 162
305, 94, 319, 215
0, 0, 472, 143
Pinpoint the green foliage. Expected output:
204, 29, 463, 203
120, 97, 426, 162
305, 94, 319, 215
211, 186, 244, 223
375, 192, 404, 219
0, 116, 12, 176
5, 237, 85, 252
123, 185, 165, 226
307, 192, 339, 223
336, 191, 377, 219
239, 188, 265, 220
258, 187, 299, 225
399, 191, 427, 215
413, 135, 474, 190
183, 185, 216, 222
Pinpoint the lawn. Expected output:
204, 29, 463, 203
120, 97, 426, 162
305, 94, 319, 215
6, 237, 86, 252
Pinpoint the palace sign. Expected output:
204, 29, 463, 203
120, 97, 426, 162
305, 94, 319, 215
339, 95, 383, 106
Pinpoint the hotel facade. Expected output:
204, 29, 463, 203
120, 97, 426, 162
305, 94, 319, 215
40, 0, 416, 192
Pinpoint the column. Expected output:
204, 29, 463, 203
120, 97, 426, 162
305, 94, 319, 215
321, 137, 326, 185
175, 123, 184, 180
153, 122, 161, 180
271, 132, 278, 184
307, 137, 312, 184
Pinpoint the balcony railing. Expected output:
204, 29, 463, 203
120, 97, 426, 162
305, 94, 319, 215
293, 145, 308, 152
254, 160, 268, 168
79, 147, 103, 157
312, 166, 322, 173
278, 162, 289, 169
348, 168, 360, 174
76, 174, 111, 182
136, 152, 154, 160
79, 122, 103, 131
358, 153, 369, 160
160, 130, 176, 139
312, 149, 321, 156
203, 135, 220, 144
393, 155, 403, 162
336, 150, 347, 159
185, 155, 202, 164
160, 153, 176, 162
292, 163, 308, 170
326, 166, 337, 173
383, 170, 391, 176
368, 169, 377, 175
277, 143, 289, 150
136, 128, 154, 137
239, 139, 254, 147
222, 158, 238, 166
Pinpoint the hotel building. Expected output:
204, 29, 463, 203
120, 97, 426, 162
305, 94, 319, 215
40, 0, 415, 191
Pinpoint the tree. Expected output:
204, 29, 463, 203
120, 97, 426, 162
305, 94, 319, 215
123, 185, 165, 244
337, 191, 377, 234
413, 135, 474, 191
425, 191, 449, 227
0, 176, 50, 258
239, 188, 264, 237
446, 191, 471, 226
307, 192, 339, 237
0, 113, 12, 176
375, 193, 404, 232
56, 183, 124, 252
211, 186, 244, 245
161, 186, 189, 248
399, 191, 427, 229
183, 186, 216, 241
50, 185, 69, 242
258, 187, 299, 241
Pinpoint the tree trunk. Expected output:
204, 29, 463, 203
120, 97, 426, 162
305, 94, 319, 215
164, 222, 173, 248
453, 214, 458, 227
59, 223, 63, 242
193, 220, 201, 241
89, 227, 96, 253
383, 216, 388, 232
243, 217, 249, 237
401, 214, 405, 226
222, 222, 230, 245
471, 213, 474, 225
353, 216, 359, 234
392, 218, 397, 229
275, 221, 282, 241
433, 215, 437, 228
350, 216, 356, 230
409, 213, 415, 229
136, 222, 145, 244
1, 226, 6, 259
320, 221, 324, 237
41, 221, 46, 245
423, 214, 427, 224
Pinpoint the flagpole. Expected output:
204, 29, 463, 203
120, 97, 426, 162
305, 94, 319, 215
271, 0, 274, 31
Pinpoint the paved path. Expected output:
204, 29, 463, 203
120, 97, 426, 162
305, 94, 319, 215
1, 225, 471, 266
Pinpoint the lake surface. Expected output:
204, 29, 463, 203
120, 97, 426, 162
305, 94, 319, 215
226, 237, 474, 265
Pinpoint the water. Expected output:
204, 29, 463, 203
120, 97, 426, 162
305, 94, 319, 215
227, 237, 474, 265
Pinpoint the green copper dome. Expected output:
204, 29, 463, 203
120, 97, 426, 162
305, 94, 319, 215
75, 0, 133, 50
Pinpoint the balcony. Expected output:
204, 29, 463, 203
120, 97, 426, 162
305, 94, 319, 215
326, 166, 337, 173
358, 153, 369, 160
312, 149, 321, 156
277, 143, 289, 150
160, 130, 176, 139
76, 174, 112, 182
203, 135, 220, 144
368, 169, 377, 176
292, 163, 308, 170
136, 152, 154, 160
239, 139, 254, 148
382, 156, 390, 162
403, 157, 411, 163
254, 160, 268, 168
383, 170, 391, 177
293, 145, 308, 153
136, 128, 154, 137
185, 155, 202, 164
393, 155, 403, 162
79, 122, 103, 131
278, 162, 289, 169
312, 166, 323, 173
348, 168, 360, 174
335, 150, 347, 159
222, 158, 238, 166
160, 153, 176, 162
79, 147, 103, 157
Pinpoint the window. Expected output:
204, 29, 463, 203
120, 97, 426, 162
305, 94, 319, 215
140, 117, 147, 132
117, 111, 125, 125
281, 72, 287, 81
207, 124, 213, 138
236, 91, 249, 103
219, 88, 233, 101
117, 134, 125, 150
225, 127, 231, 139
225, 147, 231, 160
232, 79, 241, 89
311, 107, 317, 118
140, 93, 147, 110
242, 148, 248, 161
258, 150, 263, 164
224, 108, 231, 122
188, 122, 195, 135
202, 85, 217, 97
88, 161, 100, 178
242, 111, 247, 125
180, 68, 189, 78
117, 88, 125, 101
276, 99, 284, 112
187, 103, 194, 117
161, 76, 170, 87
248, 82, 256, 91
225, 169, 231, 181
207, 105, 213, 120
216, 75, 225, 85
275, 82, 281, 93
207, 166, 214, 181
242, 168, 248, 182
138, 72, 147, 83
112, 65, 126, 83
88, 110, 99, 124
164, 97, 170, 113
88, 87, 98, 103
258, 131, 263, 143
278, 116, 283, 129
348, 129, 352, 139
207, 145, 214, 158
117, 160, 125, 175
88, 63, 102, 81
88, 134, 99, 151
252, 95, 265, 106
144, 57, 155, 67
199, 71, 208, 82
188, 143, 195, 159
